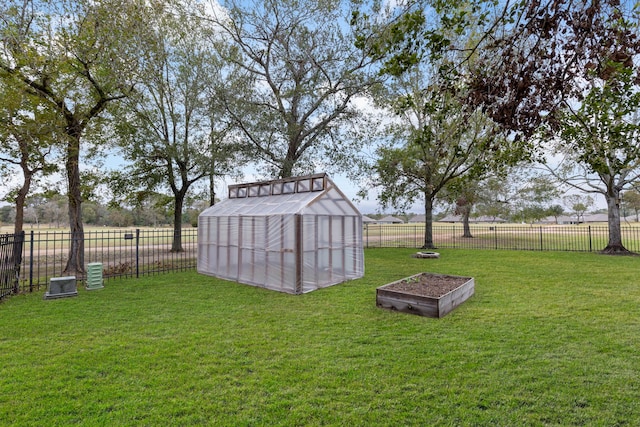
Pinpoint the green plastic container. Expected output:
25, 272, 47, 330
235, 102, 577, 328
86, 262, 104, 290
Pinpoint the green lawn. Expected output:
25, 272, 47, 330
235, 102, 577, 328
2, 249, 640, 425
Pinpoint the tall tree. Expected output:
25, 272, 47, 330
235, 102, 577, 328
466, 0, 640, 253
622, 190, 640, 222
0, 80, 59, 233
549, 65, 640, 252
512, 176, 560, 225
0, 0, 151, 273
210, 0, 381, 178
355, 0, 640, 253
110, 2, 237, 252
373, 65, 503, 248
444, 177, 484, 238
355, 1, 531, 247
563, 194, 594, 224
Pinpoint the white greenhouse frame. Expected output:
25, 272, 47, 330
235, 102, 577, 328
197, 173, 364, 294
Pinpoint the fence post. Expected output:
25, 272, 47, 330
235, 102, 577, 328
539, 226, 543, 251
588, 226, 592, 252
12, 231, 25, 294
494, 226, 498, 250
29, 230, 34, 292
135, 229, 140, 278
365, 224, 369, 249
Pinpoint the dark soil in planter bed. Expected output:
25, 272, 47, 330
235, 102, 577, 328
384, 273, 471, 298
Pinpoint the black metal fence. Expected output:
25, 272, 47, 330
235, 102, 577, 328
363, 223, 640, 252
0, 232, 25, 301
4, 223, 640, 301
19, 228, 197, 293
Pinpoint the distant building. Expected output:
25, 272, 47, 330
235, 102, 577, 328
362, 215, 377, 224
408, 215, 425, 223
378, 215, 404, 224
543, 214, 610, 225
437, 215, 506, 224
583, 214, 609, 223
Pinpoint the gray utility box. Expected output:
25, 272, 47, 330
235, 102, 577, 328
44, 276, 78, 300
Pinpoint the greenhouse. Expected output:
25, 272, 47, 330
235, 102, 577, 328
197, 173, 364, 294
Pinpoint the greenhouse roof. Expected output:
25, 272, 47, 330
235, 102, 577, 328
201, 173, 360, 217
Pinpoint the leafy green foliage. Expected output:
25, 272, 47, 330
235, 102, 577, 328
216, 0, 380, 178
107, 2, 238, 251
558, 65, 640, 179
372, 62, 507, 247
0, 0, 160, 271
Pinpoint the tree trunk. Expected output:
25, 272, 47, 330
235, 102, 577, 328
460, 206, 473, 238
14, 173, 31, 234
422, 196, 436, 249
462, 212, 472, 238
63, 134, 85, 275
171, 193, 185, 252
279, 151, 296, 179
209, 166, 216, 207
601, 187, 631, 254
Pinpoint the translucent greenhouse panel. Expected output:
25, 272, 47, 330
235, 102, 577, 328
208, 217, 218, 244
254, 217, 266, 248
343, 217, 354, 244
265, 216, 282, 251
264, 251, 283, 290
254, 250, 266, 285
238, 248, 253, 283
282, 252, 296, 292
332, 248, 344, 275
301, 216, 312, 252
197, 245, 209, 272
199, 245, 219, 274
208, 245, 218, 272
318, 216, 330, 247
240, 217, 253, 248
282, 215, 296, 251
217, 245, 228, 277
240, 216, 266, 249
218, 217, 229, 246
303, 187, 356, 216
331, 217, 344, 247
228, 247, 239, 279
302, 250, 316, 290
229, 216, 240, 242
317, 248, 330, 282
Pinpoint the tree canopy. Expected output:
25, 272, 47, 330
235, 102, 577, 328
211, 0, 381, 178
0, 0, 155, 272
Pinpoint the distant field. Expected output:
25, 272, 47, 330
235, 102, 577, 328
363, 222, 640, 252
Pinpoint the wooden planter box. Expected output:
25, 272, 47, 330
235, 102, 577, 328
376, 273, 474, 318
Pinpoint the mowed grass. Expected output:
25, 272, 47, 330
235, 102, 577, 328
2, 249, 640, 426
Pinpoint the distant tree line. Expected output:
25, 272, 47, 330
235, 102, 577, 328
0, 193, 208, 229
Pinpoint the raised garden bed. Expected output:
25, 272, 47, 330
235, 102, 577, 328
376, 272, 474, 318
